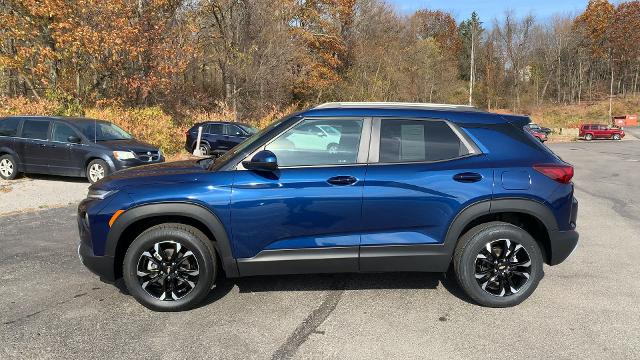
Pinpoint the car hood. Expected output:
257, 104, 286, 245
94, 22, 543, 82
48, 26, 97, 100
96, 139, 158, 152
94, 159, 211, 190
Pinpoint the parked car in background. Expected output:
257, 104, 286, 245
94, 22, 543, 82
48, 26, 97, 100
0, 116, 164, 183
79, 102, 578, 311
525, 123, 552, 135
185, 121, 257, 156
579, 124, 625, 141
525, 126, 547, 142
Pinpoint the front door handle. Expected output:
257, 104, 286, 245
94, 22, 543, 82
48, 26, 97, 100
327, 175, 358, 186
453, 172, 482, 183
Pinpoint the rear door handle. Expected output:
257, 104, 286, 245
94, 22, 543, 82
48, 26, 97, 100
453, 172, 482, 183
327, 175, 358, 186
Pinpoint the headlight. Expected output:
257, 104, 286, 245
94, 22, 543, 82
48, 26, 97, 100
87, 189, 118, 200
113, 151, 136, 160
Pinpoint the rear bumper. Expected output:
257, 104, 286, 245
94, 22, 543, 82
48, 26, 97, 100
547, 229, 579, 265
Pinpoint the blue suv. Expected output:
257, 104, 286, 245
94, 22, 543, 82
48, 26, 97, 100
78, 103, 579, 311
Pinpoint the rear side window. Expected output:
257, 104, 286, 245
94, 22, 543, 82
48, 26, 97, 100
208, 124, 223, 134
21, 120, 50, 140
379, 119, 469, 162
224, 124, 243, 136
0, 118, 20, 137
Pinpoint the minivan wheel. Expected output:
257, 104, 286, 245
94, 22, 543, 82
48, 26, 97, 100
613, 134, 621, 140
0, 155, 19, 180
123, 223, 217, 311
453, 222, 544, 307
87, 159, 109, 183
585, 133, 593, 141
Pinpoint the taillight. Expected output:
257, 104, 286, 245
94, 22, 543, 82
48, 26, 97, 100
533, 164, 574, 184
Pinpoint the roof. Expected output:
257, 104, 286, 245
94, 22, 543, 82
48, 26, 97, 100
0, 115, 110, 124
314, 102, 481, 112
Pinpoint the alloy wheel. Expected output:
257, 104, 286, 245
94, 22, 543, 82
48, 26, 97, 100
0, 159, 13, 178
136, 241, 200, 301
89, 163, 105, 182
474, 239, 532, 297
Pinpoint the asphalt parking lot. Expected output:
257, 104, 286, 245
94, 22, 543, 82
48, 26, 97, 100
1, 134, 639, 359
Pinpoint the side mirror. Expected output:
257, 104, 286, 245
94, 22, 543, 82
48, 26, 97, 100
242, 150, 278, 171
67, 135, 81, 143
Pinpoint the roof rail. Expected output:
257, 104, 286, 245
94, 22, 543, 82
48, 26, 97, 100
313, 102, 479, 111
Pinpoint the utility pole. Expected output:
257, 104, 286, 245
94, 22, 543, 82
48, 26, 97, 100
468, 27, 475, 106
609, 63, 614, 118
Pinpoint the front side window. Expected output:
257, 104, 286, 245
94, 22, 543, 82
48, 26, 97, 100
379, 119, 469, 163
225, 125, 243, 136
0, 118, 20, 137
21, 120, 50, 140
265, 119, 363, 167
52, 123, 78, 143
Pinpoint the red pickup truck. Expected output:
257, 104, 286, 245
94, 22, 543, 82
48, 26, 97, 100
579, 124, 625, 141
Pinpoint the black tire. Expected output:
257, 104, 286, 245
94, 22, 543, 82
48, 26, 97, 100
86, 159, 109, 184
453, 221, 544, 308
613, 134, 621, 140
327, 143, 339, 154
585, 133, 593, 141
122, 223, 217, 311
196, 142, 210, 156
0, 154, 19, 180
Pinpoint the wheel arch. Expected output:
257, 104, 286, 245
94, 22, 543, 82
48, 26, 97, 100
445, 198, 558, 265
107, 202, 238, 280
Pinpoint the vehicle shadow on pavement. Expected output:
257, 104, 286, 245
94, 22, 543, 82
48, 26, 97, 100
197, 270, 476, 308
22, 173, 88, 183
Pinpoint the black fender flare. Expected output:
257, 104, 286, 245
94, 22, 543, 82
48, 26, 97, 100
443, 197, 557, 258
106, 202, 239, 278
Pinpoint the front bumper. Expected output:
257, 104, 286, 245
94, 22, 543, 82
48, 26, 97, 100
112, 156, 165, 172
77, 202, 116, 282
78, 241, 116, 282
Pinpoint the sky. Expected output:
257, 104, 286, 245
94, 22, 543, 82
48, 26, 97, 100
387, 0, 625, 23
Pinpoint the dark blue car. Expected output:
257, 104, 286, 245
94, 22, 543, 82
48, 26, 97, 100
78, 102, 579, 311
185, 121, 257, 156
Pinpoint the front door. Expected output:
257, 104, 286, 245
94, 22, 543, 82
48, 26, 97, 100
231, 117, 370, 276
359, 118, 493, 271
20, 119, 51, 173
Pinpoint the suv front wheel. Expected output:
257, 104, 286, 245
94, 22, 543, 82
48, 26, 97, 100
453, 222, 544, 307
123, 223, 217, 311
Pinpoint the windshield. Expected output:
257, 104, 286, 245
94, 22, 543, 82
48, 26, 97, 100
77, 121, 132, 141
209, 116, 291, 170
238, 124, 258, 134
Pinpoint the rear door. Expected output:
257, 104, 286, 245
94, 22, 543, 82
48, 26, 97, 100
19, 119, 52, 173
222, 124, 246, 149
359, 117, 493, 272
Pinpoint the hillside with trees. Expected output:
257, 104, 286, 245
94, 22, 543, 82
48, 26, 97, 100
1, 0, 639, 152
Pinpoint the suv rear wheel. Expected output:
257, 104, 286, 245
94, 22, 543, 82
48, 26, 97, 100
0, 154, 19, 180
585, 133, 593, 141
122, 223, 217, 311
453, 222, 544, 307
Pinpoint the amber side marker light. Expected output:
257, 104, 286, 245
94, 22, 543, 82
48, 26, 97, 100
109, 210, 125, 227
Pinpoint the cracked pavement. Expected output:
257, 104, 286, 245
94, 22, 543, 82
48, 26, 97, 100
1, 135, 639, 359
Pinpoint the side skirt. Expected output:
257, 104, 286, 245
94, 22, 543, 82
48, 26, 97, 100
236, 245, 452, 277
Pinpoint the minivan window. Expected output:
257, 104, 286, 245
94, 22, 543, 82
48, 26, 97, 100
52, 123, 78, 143
379, 119, 468, 163
0, 118, 20, 137
76, 121, 132, 141
265, 119, 363, 167
21, 120, 50, 140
